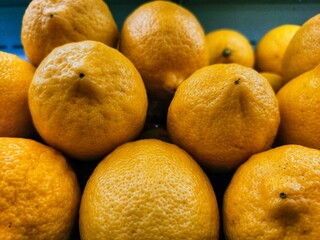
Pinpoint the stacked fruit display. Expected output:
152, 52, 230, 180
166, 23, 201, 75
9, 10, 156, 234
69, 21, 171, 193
0, 0, 320, 239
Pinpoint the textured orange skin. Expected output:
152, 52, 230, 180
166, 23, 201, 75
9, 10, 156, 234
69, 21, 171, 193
0, 138, 80, 240
21, 0, 118, 66
79, 139, 219, 240
255, 25, 300, 75
277, 64, 320, 149
282, 14, 320, 82
206, 29, 254, 68
224, 145, 320, 240
0, 51, 35, 137
28, 40, 148, 161
119, 1, 209, 99
167, 64, 280, 172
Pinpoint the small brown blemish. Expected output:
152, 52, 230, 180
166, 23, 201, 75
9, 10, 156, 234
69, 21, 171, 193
279, 192, 287, 199
79, 73, 85, 79
8, 222, 12, 228
234, 79, 240, 85
50, 14, 54, 18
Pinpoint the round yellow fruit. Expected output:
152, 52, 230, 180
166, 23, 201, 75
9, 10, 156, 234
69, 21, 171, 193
206, 29, 254, 68
79, 139, 220, 240
277, 63, 320, 149
21, 0, 118, 66
255, 24, 300, 75
28, 40, 148, 161
0, 138, 80, 240
0, 51, 35, 137
224, 144, 320, 239
282, 14, 320, 82
119, 0, 209, 99
167, 63, 280, 171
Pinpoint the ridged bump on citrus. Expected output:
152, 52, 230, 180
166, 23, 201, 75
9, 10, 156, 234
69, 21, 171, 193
167, 64, 280, 171
28, 40, 148, 161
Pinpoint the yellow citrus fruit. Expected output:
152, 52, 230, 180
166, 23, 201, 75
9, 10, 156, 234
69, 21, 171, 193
0, 51, 35, 137
255, 24, 300, 75
79, 139, 220, 240
0, 137, 80, 240
260, 72, 284, 93
167, 64, 280, 171
223, 144, 320, 239
206, 29, 254, 68
28, 40, 148, 161
21, 0, 118, 66
119, 1, 209, 99
277, 63, 320, 149
282, 14, 320, 82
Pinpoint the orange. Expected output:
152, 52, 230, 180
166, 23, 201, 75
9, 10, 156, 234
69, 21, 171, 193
282, 14, 320, 82
0, 137, 80, 240
28, 40, 148, 161
277, 63, 320, 149
79, 139, 220, 240
260, 72, 284, 93
0, 51, 35, 137
167, 63, 280, 171
223, 144, 320, 239
255, 24, 300, 75
206, 29, 254, 68
21, 0, 118, 66
119, 1, 209, 99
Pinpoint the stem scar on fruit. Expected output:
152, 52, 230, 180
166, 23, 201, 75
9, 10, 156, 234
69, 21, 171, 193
79, 73, 85, 79
279, 192, 287, 199
222, 48, 232, 58
234, 79, 240, 85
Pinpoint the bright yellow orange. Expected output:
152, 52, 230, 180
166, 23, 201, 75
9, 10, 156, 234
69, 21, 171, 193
0, 51, 35, 137
21, 0, 118, 66
28, 40, 148, 161
206, 29, 254, 68
282, 14, 320, 82
255, 24, 300, 75
167, 64, 280, 171
119, 1, 209, 99
79, 139, 220, 240
0, 137, 80, 240
277, 63, 320, 149
260, 72, 284, 93
224, 144, 320, 239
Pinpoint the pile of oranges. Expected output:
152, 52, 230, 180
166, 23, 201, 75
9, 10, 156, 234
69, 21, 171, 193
1, 1, 320, 239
